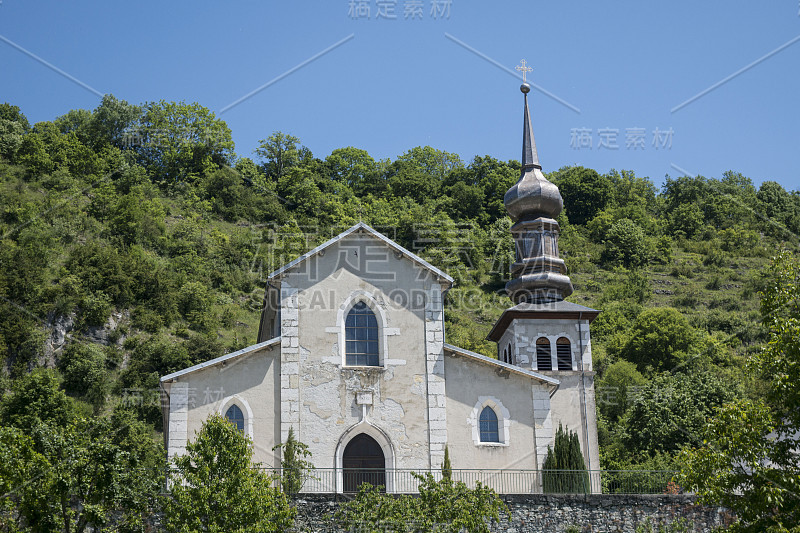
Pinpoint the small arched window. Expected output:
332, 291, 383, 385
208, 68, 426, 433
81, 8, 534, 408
536, 337, 552, 371
225, 404, 244, 433
506, 343, 513, 364
345, 301, 379, 366
479, 406, 500, 443
557, 337, 572, 371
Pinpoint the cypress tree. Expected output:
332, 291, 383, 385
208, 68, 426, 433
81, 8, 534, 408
273, 426, 314, 496
542, 423, 589, 493
442, 444, 452, 480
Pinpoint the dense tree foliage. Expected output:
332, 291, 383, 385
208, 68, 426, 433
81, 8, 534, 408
680, 252, 800, 532
620, 307, 698, 372
620, 371, 738, 455
551, 166, 614, 225
0, 377, 163, 533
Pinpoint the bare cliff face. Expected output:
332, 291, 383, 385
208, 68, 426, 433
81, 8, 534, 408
42, 310, 129, 368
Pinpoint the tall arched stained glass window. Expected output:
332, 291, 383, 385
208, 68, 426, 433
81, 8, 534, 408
225, 404, 244, 433
479, 406, 500, 443
345, 302, 379, 366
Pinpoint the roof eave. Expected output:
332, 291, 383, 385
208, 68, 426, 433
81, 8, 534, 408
160, 337, 280, 382
443, 343, 559, 385
487, 305, 601, 342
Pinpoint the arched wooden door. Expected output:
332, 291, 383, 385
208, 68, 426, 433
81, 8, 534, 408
343, 433, 386, 492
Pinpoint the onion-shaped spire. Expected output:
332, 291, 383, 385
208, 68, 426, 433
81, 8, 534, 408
504, 73, 573, 304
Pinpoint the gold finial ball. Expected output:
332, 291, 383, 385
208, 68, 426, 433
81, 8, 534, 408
520, 83, 531, 94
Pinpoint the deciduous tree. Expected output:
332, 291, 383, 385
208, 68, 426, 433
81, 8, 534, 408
550, 166, 613, 225
164, 414, 295, 533
621, 307, 698, 372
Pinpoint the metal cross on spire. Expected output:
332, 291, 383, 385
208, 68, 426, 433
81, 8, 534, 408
515, 59, 532, 82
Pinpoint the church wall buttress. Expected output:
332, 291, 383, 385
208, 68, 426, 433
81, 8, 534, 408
425, 283, 447, 468
532, 384, 553, 465
167, 382, 188, 459
280, 284, 300, 444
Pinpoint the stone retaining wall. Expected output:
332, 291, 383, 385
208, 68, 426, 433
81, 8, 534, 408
290, 494, 736, 532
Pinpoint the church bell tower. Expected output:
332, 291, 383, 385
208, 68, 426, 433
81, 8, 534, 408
487, 67, 601, 473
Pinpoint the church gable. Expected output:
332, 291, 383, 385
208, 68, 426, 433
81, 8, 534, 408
268, 222, 453, 289
258, 223, 453, 345
265, 223, 453, 370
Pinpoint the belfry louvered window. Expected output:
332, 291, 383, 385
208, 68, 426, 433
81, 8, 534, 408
536, 337, 552, 371
557, 337, 572, 371
345, 302, 379, 366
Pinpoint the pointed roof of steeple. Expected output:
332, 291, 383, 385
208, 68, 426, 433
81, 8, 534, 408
521, 85, 541, 171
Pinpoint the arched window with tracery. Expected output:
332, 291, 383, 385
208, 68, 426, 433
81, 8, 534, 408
536, 337, 552, 371
345, 301, 379, 366
556, 337, 572, 371
225, 404, 244, 432
479, 406, 499, 443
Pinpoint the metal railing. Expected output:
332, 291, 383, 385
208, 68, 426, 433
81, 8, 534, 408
261, 468, 680, 495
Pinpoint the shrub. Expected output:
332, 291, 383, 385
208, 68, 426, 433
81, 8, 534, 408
272, 427, 314, 496
621, 307, 698, 372
131, 307, 163, 333
78, 291, 111, 329
336, 473, 508, 533
57, 343, 108, 409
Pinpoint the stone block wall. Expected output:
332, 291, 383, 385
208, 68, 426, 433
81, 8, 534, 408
289, 494, 735, 532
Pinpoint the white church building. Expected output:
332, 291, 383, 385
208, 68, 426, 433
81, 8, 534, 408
160, 79, 601, 493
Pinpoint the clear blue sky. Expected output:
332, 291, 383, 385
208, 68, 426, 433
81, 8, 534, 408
1, 1, 798, 191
